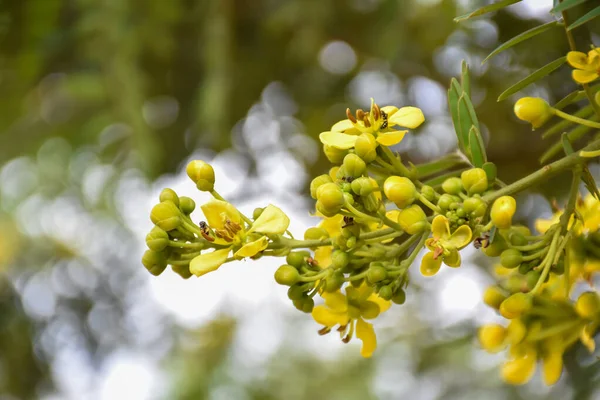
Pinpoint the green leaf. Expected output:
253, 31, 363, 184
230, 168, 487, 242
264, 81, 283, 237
554, 89, 587, 110
483, 21, 561, 64
582, 165, 600, 201
542, 105, 593, 138
423, 168, 469, 188
448, 79, 467, 153
461, 61, 471, 97
561, 133, 574, 155
551, 0, 588, 14
539, 116, 598, 163
468, 126, 487, 167
482, 162, 497, 182
497, 56, 567, 101
568, 5, 600, 31
414, 154, 466, 178
454, 0, 522, 22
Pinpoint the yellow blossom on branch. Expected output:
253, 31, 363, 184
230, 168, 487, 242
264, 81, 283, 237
567, 49, 600, 84
420, 215, 472, 276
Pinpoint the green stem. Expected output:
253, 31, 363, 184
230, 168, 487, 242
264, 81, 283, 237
346, 270, 369, 281
399, 232, 429, 268
299, 269, 330, 282
387, 233, 423, 259
523, 248, 549, 261
531, 229, 561, 294
553, 108, 600, 129
417, 193, 442, 213
168, 240, 202, 249
482, 138, 600, 203
378, 212, 405, 232
510, 236, 550, 252
379, 145, 413, 177
269, 227, 398, 250
560, 166, 582, 232
344, 202, 381, 224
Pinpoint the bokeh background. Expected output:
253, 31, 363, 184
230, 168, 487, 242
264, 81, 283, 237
1, 0, 600, 399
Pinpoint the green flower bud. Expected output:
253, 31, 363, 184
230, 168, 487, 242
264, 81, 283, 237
456, 208, 466, 218
324, 271, 344, 292
323, 144, 347, 164
293, 295, 314, 313
287, 284, 306, 301
461, 168, 488, 195
383, 176, 417, 208
351, 177, 374, 196
525, 270, 541, 291
350, 277, 364, 288
397, 205, 427, 234
172, 264, 192, 279
367, 263, 387, 283
159, 188, 179, 207
491, 196, 517, 229
463, 197, 487, 218
552, 259, 564, 275
437, 193, 455, 211
146, 226, 169, 251
346, 236, 357, 249
500, 293, 532, 319
518, 261, 533, 275
151, 201, 182, 231
508, 232, 527, 246
481, 233, 508, 257
316, 183, 345, 214
420, 185, 436, 202
186, 160, 215, 192
442, 177, 463, 195
142, 249, 168, 276
576, 292, 600, 319
343, 192, 354, 207
514, 97, 553, 129
483, 286, 507, 309
500, 249, 523, 269
286, 251, 310, 268
252, 207, 264, 220
274, 265, 300, 286
304, 227, 329, 241
392, 288, 406, 305
310, 174, 333, 199
342, 153, 367, 178
331, 250, 350, 270
179, 196, 196, 215
354, 133, 378, 163
379, 285, 393, 300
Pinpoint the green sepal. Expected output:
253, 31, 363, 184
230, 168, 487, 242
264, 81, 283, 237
582, 165, 600, 201
483, 21, 560, 64
568, 5, 600, 30
482, 162, 497, 182
461, 61, 471, 98
497, 56, 566, 101
454, 0, 522, 22
468, 125, 487, 167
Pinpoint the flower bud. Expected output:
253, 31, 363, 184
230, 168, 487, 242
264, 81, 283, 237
383, 176, 417, 208
420, 185, 436, 202
342, 153, 367, 177
500, 293, 532, 319
172, 264, 192, 279
491, 196, 517, 229
378, 285, 393, 300
576, 291, 600, 319
397, 205, 427, 234
463, 197, 487, 218
331, 250, 349, 270
293, 295, 314, 313
186, 160, 215, 192
483, 286, 507, 309
252, 207, 264, 220
142, 249, 168, 276
323, 144, 347, 164
304, 227, 329, 241
286, 251, 310, 269
310, 174, 333, 199
478, 324, 507, 352
146, 226, 169, 252
360, 301, 381, 319
437, 193, 455, 211
525, 270, 541, 291
461, 168, 488, 195
179, 196, 196, 215
351, 177, 374, 196
354, 133, 378, 163
514, 97, 553, 129
151, 201, 182, 231
367, 263, 387, 283
316, 183, 345, 214
481, 232, 508, 257
508, 231, 527, 246
287, 284, 306, 301
159, 188, 179, 206
392, 288, 406, 305
324, 271, 344, 292
442, 177, 463, 195
274, 264, 301, 286
500, 249, 523, 269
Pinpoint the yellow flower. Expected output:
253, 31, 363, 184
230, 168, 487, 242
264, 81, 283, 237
420, 215, 472, 276
312, 284, 391, 357
319, 99, 424, 150
190, 200, 289, 276
567, 49, 600, 84
501, 345, 537, 385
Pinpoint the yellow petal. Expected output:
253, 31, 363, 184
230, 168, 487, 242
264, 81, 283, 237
318, 214, 344, 238
322, 291, 348, 312
443, 248, 462, 268
189, 248, 231, 277
420, 252, 442, 277
588, 49, 600, 64
319, 131, 358, 149
431, 215, 450, 239
573, 69, 599, 84
356, 318, 377, 358
567, 51, 590, 69
201, 199, 242, 230
388, 106, 425, 129
331, 119, 357, 133
381, 105, 398, 117
314, 246, 332, 268
311, 305, 349, 327
234, 236, 268, 258
248, 204, 290, 234
535, 217, 555, 234
542, 339, 564, 385
581, 324, 596, 352
367, 293, 391, 314
447, 225, 473, 249
375, 130, 407, 146
501, 353, 536, 385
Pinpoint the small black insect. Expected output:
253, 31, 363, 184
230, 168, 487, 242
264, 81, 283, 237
473, 233, 490, 250
342, 216, 354, 228
380, 110, 388, 129
199, 221, 215, 242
